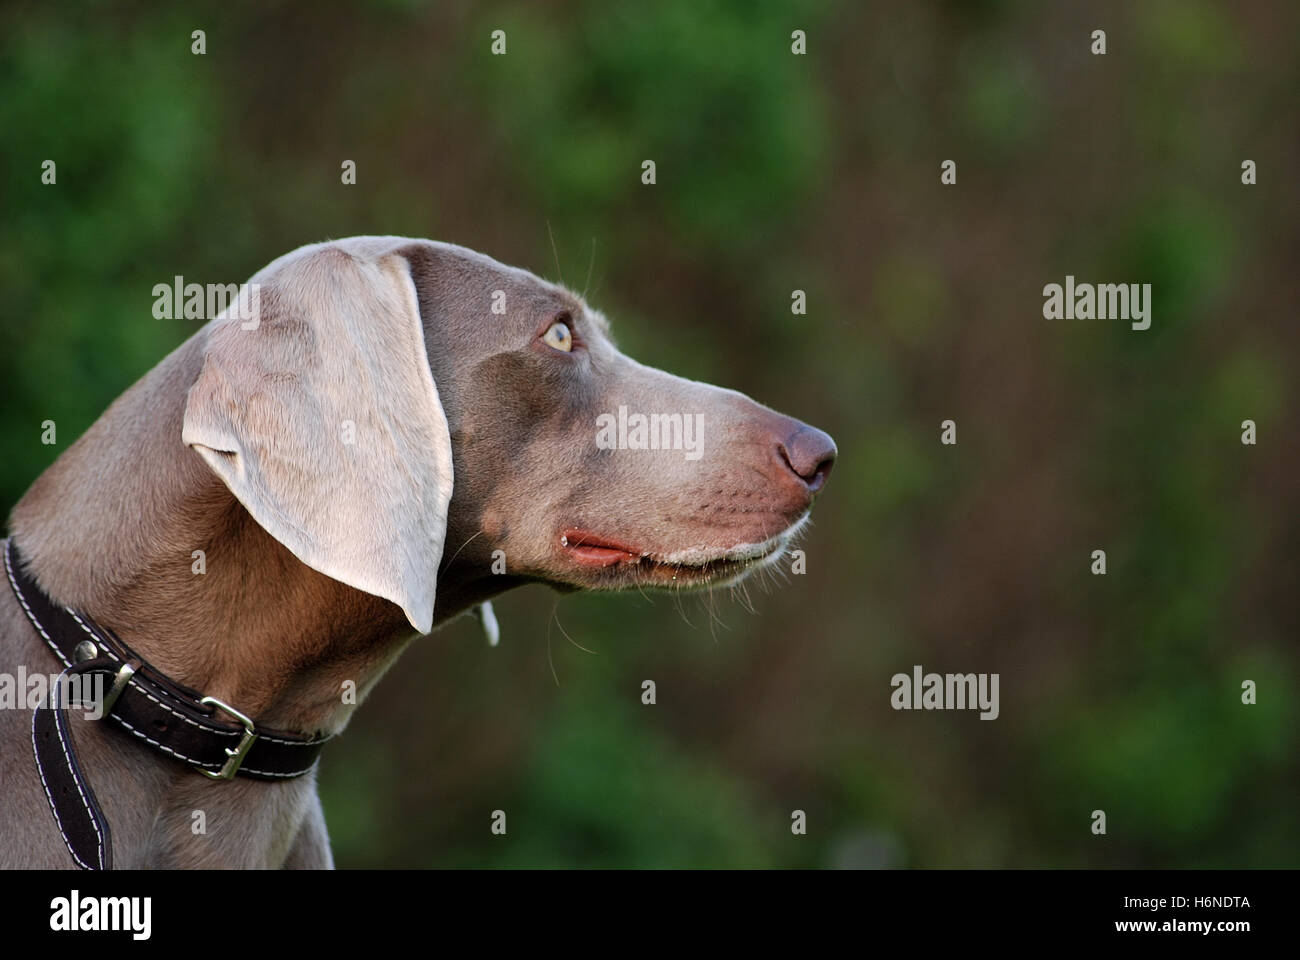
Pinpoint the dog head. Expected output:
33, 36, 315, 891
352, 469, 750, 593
183, 237, 835, 633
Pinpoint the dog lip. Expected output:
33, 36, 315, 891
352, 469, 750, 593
560, 528, 645, 567
559, 525, 793, 572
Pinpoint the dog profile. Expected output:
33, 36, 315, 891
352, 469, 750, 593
0, 236, 835, 868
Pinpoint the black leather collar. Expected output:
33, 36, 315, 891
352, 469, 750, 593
4, 539, 330, 870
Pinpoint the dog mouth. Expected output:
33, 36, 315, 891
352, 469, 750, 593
559, 521, 802, 586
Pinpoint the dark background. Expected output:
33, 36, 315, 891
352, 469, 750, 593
2, 0, 1296, 867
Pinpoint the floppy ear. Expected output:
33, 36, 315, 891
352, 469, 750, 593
181, 243, 453, 634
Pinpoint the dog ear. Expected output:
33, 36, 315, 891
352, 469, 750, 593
181, 241, 453, 634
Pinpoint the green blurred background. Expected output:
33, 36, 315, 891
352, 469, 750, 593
2, 0, 1296, 867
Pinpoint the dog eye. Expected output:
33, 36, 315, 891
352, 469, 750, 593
541, 320, 573, 353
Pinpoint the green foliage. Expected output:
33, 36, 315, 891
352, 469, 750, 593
447, 686, 776, 868
474, 0, 831, 257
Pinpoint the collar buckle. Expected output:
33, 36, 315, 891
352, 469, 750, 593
100, 662, 136, 716
198, 696, 258, 780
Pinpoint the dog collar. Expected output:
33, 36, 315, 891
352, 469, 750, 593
4, 539, 330, 870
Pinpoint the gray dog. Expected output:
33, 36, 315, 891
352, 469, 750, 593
0, 236, 835, 868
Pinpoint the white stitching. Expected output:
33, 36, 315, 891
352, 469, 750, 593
238, 763, 315, 778
251, 730, 328, 746
4, 540, 69, 668
123, 679, 228, 734
30, 675, 102, 870
30, 695, 92, 868
52, 676, 107, 869
110, 715, 223, 769
65, 607, 103, 645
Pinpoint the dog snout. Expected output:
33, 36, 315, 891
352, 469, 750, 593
776, 423, 836, 494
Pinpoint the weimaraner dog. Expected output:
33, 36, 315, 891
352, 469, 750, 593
0, 236, 835, 869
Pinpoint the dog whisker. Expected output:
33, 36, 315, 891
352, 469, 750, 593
443, 529, 484, 570
546, 601, 561, 687
552, 608, 597, 656
546, 220, 564, 287
582, 237, 597, 300
672, 590, 695, 629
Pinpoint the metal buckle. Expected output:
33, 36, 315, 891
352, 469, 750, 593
198, 696, 258, 780
99, 662, 136, 716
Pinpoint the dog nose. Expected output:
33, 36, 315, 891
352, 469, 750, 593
777, 424, 836, 493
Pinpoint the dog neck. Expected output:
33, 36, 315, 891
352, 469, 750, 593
8, 335, 482, 737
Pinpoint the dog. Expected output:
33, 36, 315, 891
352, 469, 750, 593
0, 236, 835, 868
